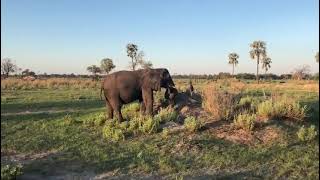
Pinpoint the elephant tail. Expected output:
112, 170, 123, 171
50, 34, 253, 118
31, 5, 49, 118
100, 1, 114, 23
100, 86, 104, 101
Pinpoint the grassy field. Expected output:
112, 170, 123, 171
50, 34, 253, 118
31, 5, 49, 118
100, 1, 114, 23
1, 78, 319, 179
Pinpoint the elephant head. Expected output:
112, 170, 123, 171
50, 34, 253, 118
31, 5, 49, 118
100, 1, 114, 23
165, 86, 178, 105
141, 68, 175, 91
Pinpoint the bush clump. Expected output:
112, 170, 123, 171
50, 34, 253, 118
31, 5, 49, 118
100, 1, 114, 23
83, 113, 106, 126
102, 121, 126, 142
297, 125, 318, 142
155, 107, 178, 123
1, 164, 23, 180
184, 116, 203, 132
102, 106, 178, 141
257, 99, 308, 121
162, 128, 170, 139
237, 96, 262, 113
154, 90, 166, 105
141, 116, 161, 134
122, 102, 140, 119
233, 112, 256, 131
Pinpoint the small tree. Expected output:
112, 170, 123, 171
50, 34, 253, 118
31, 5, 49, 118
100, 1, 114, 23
22, 69, 36, 77
249, 41, 267, 83
316, 52, 319, 63
142, 61, 153, 69
1, 58, 17, 78
292, 65, 311, 80
228, 53, 239, 76
87, 65, 101, 80
262, 56, 272, 79
100, 58, 116, 74
126, 43, 139, 71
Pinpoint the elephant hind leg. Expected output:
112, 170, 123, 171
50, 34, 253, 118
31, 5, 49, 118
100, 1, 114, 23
105, 99, 113, 120
114, 106, 124, 123
109, 97, 124, 122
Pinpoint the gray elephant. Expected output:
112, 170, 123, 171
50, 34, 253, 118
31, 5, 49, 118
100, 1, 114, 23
100, 68, 175, 122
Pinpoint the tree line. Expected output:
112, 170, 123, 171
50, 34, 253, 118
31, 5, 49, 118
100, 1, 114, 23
1, 41, 319, 81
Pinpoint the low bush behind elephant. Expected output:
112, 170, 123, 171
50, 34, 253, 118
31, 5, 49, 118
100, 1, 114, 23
101, 68, 175, 122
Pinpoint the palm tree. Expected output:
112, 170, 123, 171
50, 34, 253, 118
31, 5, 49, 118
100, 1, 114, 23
249, 41, 267, 83
315, 52, 319, 63
228, 53, 239, 76
262, 56, 272, 80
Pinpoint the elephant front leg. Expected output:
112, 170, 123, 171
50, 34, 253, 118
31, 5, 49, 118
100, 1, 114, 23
142, 89, 153, 116
114, 106, 124, 123
140, 101, 146, 115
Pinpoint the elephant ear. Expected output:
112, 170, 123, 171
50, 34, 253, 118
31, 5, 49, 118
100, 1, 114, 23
142, 70, 161, 91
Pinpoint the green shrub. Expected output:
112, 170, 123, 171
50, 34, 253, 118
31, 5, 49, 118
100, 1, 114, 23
257, 100, 273, 118
184, 116, 203, 132
297, 125, 318, 142
141, 116, 160, 134
127, 116, 143, 135
154, 90, 166, 105
238, 96, 262, 112
102, 121, 126, 142
1, 164, 23, 180
122, 102, 140, 119
234, 112, 256, 131
162, 128, 170, 139
257, 99, 308, 121
83, 113, 106, 126
155, 107, 178, 123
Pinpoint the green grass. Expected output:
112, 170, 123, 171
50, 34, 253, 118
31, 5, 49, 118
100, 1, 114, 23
1, 85, 319, 179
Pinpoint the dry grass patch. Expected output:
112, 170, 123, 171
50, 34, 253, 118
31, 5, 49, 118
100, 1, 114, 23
1, 78, 99, 90
202, 84, 241, 121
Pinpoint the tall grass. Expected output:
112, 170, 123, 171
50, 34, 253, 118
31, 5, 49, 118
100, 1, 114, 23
202, 84, 241, 121
1, 78, 100, 90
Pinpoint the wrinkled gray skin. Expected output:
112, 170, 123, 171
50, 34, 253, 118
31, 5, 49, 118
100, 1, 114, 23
100, 68, 175, 122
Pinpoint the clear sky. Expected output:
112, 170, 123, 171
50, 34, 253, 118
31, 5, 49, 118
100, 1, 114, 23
1, 0, 319, 75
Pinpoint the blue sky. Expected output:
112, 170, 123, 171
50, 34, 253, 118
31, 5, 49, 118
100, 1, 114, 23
1, 0, 319, 75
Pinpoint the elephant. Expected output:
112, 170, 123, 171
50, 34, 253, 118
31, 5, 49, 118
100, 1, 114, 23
100, 68, 175, 122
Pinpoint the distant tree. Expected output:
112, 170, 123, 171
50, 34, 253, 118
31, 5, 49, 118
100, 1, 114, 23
218, 72, 231, 79
1, 58, 17, 78
292, 65, 311, 80
22, 69, 36, 77
140, 60, 153, 69
316, 52, 319, 63
249, 41, 267, 83
228, 53, 239, 76
100, 58, 116, 74
126, 43, 139, 70
87, 65, 101, 80
262, 56, 272, 79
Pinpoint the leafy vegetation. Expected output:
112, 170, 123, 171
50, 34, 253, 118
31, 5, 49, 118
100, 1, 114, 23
184, 116, 203, 132
1, 79, 319, 179
297, 125, 318, 142
257, 98, 308, 121
1, 164, 23, 180
233, 112, 256, 131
